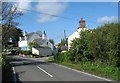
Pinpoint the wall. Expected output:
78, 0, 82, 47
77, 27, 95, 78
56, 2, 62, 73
18, 40, 28, 47
32, 47, 52, 56
68, 28, 88, 49
32, 47, 39, 55
39, 48, 52, 56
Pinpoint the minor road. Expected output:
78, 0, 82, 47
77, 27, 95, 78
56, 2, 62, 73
9, 56, 113, 82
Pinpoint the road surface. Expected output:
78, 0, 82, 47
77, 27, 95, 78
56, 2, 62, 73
9, 56, 113, 82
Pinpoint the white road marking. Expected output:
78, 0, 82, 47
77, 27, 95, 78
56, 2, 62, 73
12, 67, 17, 83
52, 63, 112, 81
37, 66, 53, 78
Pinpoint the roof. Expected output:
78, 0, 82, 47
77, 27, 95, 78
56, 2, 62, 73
61, 46, 68, 51
33, 39, 47, 45
27, 31, 42, 40
33, 46, 51, 51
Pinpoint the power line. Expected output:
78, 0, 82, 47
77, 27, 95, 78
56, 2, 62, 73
19, 8, 100, 25
19, 8, 76, 21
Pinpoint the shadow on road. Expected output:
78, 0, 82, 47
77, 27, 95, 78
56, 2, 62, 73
9, 56, 51, 67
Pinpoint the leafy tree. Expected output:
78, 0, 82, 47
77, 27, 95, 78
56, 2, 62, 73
69, 30, 93, 63
0, 25, 2, 52
29, 41, 38, 51
49, 39, 55, 45
2, 2, 23, 25
58, 38, 68, 48
54, 23, 119, 68
1, 2, 23, 49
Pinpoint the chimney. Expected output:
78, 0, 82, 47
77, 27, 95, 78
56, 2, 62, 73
42, 31, 47, 39
23, 32, 27, 40
79, 18, 86, 28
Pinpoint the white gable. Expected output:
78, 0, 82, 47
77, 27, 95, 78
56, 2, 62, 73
68, 28, 88, 49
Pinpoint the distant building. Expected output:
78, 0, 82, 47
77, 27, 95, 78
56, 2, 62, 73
68, 18, 89, 49
18, 31, 54, 56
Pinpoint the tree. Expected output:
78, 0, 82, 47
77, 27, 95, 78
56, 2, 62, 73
1, 2, 23, 50
0, 25, 2, 52
49, 39, 55, 45
88, 23, 119, 66
2, 2, 23, 25
29, 41, 38, 51
69, 30, 93, 63
58, 39, 68, 47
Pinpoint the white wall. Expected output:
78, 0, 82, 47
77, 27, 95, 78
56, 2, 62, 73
18, 40, 28, 47
68, 28, 88, 49
32, 47, 39, 55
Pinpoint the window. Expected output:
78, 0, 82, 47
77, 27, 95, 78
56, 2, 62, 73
47, 42, 48, 45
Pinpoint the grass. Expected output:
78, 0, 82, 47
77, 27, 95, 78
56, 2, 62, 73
47, 56, 119, 81
46, 56, 54, 62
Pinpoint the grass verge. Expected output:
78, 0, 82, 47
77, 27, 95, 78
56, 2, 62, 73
47, 56, 119, 81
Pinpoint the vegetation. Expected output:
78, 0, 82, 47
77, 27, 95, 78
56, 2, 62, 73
1, 53, 13, 81
49, 39, 55, 45
20, 50, 32, 55
1, 2, 23, 50
0, 25, 2, 52
57, 38, 68, 52
0, 55, 2, 66
53, 23, 120, 81
29, 41, 38, 51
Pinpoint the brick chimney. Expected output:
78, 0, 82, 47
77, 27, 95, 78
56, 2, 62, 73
79, 18, 86, 28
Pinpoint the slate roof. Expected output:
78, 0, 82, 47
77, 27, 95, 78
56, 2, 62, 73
33, 39, 46, 46
27, 31, 42, 40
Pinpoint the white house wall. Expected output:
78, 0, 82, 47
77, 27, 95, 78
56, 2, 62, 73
18, 40, 28, 47
32, 47, 39, 55
68, 28, 88, 49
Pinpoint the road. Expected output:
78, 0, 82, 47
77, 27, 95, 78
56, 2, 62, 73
9, 56, 113, 82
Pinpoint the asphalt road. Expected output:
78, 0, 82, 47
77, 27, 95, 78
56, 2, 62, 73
9, 56, 113, 82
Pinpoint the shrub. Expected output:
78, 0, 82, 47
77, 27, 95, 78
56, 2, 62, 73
20, 50, 32, 55
1, 53, 13, 81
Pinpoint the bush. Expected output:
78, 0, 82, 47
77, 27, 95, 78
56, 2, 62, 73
1, 53, 13, 81
54, 52, 70, 62
0, 55, 2, 66
20, 50, 32, 55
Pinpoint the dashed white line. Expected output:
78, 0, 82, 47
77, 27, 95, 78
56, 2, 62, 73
37, 66, 53, 78
12, 67, 17, 83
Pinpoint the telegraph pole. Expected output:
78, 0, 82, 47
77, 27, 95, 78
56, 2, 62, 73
64, 30, 67, 46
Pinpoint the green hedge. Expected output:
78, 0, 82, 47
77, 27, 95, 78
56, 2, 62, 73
53, 23, 120, 81
20, 50, 32, 55
1, 53, 13, 81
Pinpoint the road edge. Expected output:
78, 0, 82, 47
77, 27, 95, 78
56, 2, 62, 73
51, 63, 113, 82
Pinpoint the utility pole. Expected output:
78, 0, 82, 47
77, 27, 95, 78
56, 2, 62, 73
64, 30, 67, 46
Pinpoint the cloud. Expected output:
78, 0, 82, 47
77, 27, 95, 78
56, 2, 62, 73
14, 0, 31, 13
36, 2, 67, 23
97, 16, 118, 24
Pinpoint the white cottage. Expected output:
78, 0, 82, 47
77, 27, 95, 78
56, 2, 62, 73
18, 31, 54, 56
68, 18, 89, 49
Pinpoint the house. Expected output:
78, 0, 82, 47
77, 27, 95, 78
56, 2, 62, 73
32, 46, 53, 56
68, 18, 89, 49
61, 46, 68, 53
18, 31, 54, 56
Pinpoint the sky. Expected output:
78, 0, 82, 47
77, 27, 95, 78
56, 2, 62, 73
12, 1, 118, 44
